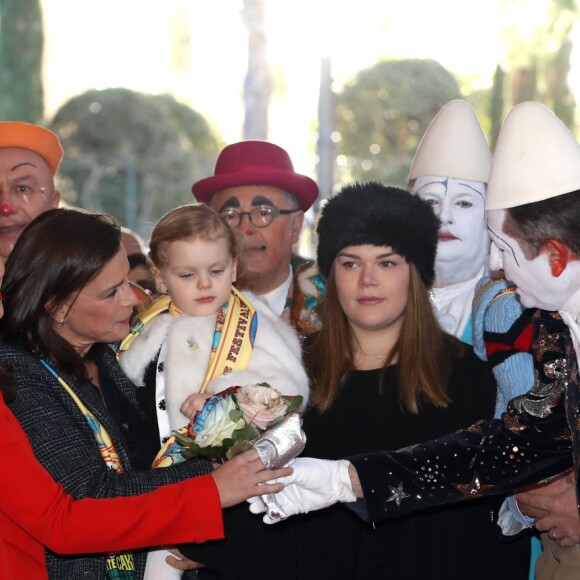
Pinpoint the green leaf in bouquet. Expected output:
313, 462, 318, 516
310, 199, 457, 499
182, 440, 228, 461
284, 395, 303, 414
226, 439, 254, 459
173, 430, 195, 447
180, 448, 198, 461
229, 408, 244, 422
231, 423, 261, 442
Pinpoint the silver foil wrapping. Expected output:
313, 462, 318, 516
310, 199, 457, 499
253, 412, 306, 520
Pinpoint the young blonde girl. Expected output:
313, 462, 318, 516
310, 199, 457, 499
119, 203, 308, 579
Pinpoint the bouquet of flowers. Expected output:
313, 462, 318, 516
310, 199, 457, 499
175, 383, 303, 462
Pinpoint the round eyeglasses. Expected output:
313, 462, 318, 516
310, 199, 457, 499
219, 206, 300, 228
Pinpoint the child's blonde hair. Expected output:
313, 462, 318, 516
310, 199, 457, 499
149, 203, 239, 269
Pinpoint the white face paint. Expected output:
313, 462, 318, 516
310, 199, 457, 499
412, 176, 489, 286
487, 209, 580, 310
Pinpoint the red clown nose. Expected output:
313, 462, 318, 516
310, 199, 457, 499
0, 203, 14, 216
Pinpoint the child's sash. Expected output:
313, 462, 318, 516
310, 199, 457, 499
118, 294, 172, 353
126, 288, 257, 467
199, 287, 257, 392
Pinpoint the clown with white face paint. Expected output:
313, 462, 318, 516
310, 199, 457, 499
484, 103, 580, 573
485, 102, 580, 344
487, 210, 580, 312
409, 100, 491, 343
414, 176, 488, 284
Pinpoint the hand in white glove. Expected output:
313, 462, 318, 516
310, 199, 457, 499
247, 457, 357, 523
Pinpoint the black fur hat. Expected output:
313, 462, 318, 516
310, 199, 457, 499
316, 182, 439, 287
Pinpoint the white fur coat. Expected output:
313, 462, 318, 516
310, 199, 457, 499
119, 292, 309, 433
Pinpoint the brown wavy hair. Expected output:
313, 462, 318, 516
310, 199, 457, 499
305, 262, 464, 414
149, 203, 240, 269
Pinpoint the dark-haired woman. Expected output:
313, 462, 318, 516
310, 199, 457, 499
294, 183, 529, 579
0, 208, 290, 579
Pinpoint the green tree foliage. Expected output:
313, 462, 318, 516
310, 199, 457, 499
49, 88, 223, 239
0, 0, 44, 122
334, 59, 461, 187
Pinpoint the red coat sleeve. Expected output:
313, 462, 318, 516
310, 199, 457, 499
0, 397, 223, 564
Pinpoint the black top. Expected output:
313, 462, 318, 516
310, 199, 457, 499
186, 347, 529, 580
292, 352, 529, 580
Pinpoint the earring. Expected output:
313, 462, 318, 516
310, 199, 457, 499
59, 318, 66, 325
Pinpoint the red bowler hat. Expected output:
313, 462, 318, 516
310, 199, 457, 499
192, 140, 319, 211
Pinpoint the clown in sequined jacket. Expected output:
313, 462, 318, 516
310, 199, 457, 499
349, 310, 580, 522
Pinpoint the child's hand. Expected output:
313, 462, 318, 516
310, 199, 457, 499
180, 393, 212, 420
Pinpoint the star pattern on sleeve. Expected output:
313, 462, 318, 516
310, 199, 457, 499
502, 413, 529, 432
385, 482, 411, 507
453, 472, 494, 499
534, 325, 562, 361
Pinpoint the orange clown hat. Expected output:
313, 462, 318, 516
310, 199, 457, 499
0, 122, 63, 175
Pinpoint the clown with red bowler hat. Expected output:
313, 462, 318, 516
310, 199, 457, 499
193, 140, 324, 338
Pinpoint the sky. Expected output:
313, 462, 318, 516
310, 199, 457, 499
40, 0, 512, 179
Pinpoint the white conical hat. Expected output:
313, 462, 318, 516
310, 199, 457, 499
408, 100, 491, 183
486, 101, 580, 210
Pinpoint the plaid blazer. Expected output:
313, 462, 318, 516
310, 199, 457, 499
3, 340, 212, 580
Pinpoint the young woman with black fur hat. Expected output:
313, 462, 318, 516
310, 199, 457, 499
293, 182, 529, 579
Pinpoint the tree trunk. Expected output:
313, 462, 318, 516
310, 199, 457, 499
548, 38, 575, 128
241, 0, 270, 140
489, 64, 505, 151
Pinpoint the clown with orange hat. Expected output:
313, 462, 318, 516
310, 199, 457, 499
0, 122, 63, 262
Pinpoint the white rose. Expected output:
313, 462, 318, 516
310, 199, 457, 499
193, 395, 245, 448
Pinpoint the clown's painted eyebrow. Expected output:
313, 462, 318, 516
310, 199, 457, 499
457, 181, 485, 201
417, 179, 484, 201
487, 226, 520, 267
251, 195, 275, 207
216, 195, 276, 212
216, 197, 240, 211
415, 178, 448, 194
11, 161, 38, 172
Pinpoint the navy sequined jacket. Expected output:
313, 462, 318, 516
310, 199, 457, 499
350, 310, 579, 522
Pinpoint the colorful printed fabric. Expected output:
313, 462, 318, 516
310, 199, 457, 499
146, 287, 257, 467
39, 358, 136, 579
284, 260, 325, 340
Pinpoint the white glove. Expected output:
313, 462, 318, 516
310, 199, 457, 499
247, 457, 357, 524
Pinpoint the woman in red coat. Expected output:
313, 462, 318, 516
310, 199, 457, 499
0, 267, 288, 579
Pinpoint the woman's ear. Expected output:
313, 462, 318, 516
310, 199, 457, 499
232, 258, 238, 284
44, 299, 69, 325
543, 239, 571, 277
